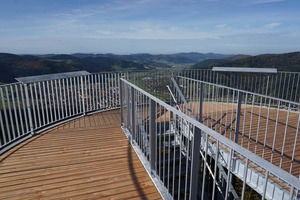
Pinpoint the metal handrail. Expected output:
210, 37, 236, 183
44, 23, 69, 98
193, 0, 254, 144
120, 77, 300, 200
177, 75, 300, 177
0, 72, 128, 154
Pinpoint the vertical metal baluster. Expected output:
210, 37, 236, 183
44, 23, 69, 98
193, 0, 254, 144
211, 84, 215, 129
6, 86, 16, 139
225, 149, 233, 200
54, 80, 59, 120
280, 103, 291, 168
100, 74, 104, 109
30, 84, 37, 129
76, 77, 80, 114
261, 170, 269, 200
58, 79, 64, 119
20, 85, 29, 132
229, 90, 235, 141
290, 112, 300, 173
241, 92, 247, 146
11, 85, 20, 138
189, 126, 201, 200
277, 72, 282, 99
212, 140, 219, 200
47, 81, 53, 123
94, 74, 98, 110
271, 101, 280, 163
119, 79, 124, 126
33, 83, 41, 127
114, 73, 117, 107
282, 73, 287, 100
224, 87, 229, 138
172, 112, 177, 198
62, 79, 67, 117
294, 73, 300, 103
184, 123, 191, 200
43, 82, 49, 124
80, 76, 85, 115
286, 73, 292, 100
96, 74, 100, 110
254, 96, 263, 154
177, 117, 183, 200
92, 75, 95, 111
290, 73, 296, 103
220, 87, 224, 134
105, 73, 108, 108
67, 78, 71, 116
289, 186, 295, 200
15, 84, 24, 136
241, 158, 249, 200
201, 133, 209, 200
0, 87, 9, 144
262, 98, 271, 158
131, 87, 136, 142
88, 75, 92, 111
163, 106, 166, 187
0, 99, 5, 146
234, 91, 242, 144
109, 73, 113, 108
247, 94, 255, 150
108, 73, 111, 109
25, 84, 34, 134
38, 82, 45, 126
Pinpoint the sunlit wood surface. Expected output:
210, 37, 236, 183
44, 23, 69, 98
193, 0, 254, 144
0, 109, 161, 200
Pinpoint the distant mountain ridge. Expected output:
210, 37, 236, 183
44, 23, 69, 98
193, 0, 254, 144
0, 53, 144, 83
1, 51, 299, 84
69, 52, 233, 67
192, 52, 300, 71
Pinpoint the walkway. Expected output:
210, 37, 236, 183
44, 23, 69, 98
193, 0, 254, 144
0, 109, 161, 200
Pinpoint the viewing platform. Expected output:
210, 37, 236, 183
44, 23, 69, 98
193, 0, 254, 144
0, 110, 161, 200
0, 70, 299, 199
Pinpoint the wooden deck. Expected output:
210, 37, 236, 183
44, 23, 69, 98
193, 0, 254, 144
189, 102, 300, 177
0, 109, 162, 200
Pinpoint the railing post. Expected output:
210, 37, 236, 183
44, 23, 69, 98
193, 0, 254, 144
80, 76, 86, 115
190, 127, 201, 200
24, 84, 34, 135
234, 91, 243, 143
119, 79, 124, 126
126, 86, 131, 130
199, 82, 203, 123
131, 87, 136, 141
149, 98, 156, 174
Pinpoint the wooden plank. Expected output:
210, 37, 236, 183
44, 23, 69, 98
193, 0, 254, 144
0, 110, 162, 200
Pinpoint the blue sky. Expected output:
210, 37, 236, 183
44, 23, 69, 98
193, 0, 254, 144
0, 0, 299, 55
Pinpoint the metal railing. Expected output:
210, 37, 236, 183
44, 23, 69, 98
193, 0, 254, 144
120, 77, 300, 200
176, 76, 300, 177
128, 69, 300, 102
0, 72, 128, 154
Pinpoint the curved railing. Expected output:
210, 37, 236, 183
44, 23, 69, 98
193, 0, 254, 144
0, 72, 128, 154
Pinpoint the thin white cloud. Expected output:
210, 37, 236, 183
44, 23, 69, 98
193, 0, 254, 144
264, 22, 282, 29
248, 0, 285, 4
215, 24, 229, 29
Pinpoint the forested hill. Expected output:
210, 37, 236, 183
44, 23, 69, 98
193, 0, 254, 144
192, 52, 300, 72
0, 53, 144, 83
